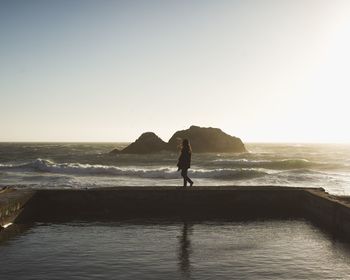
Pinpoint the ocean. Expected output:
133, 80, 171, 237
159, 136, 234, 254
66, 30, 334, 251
0, 142, 350, 195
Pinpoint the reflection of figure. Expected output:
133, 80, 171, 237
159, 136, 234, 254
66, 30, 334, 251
177, 139, 194, 188
178, 222, 192, 278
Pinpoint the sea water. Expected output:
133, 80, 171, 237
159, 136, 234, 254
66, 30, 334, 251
0, 143, 350, 195
1, 220, 350, 279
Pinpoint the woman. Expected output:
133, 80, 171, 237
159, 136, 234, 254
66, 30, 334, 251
177, 139, 194, 188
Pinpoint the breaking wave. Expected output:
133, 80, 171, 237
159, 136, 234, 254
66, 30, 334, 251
0, 158, 268, 180
212, 158, 335, 170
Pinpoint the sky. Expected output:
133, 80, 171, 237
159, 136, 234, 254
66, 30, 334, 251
1, 0, 350, 143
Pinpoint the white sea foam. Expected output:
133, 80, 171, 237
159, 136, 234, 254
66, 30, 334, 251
210, 157, 338, 170
1, 143, 350, 194
0, 158, 268, 180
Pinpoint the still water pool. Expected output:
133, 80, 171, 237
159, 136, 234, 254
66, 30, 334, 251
0, 220, 350, 279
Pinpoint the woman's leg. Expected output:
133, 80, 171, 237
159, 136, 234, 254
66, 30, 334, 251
181, 169, 193, 187
181, 169, 188, 187
187, 175, 193, 186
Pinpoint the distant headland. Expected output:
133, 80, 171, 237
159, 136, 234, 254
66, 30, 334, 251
110, 125, 246, 154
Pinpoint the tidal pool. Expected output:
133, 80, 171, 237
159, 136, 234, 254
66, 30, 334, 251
0, 220, 350, 279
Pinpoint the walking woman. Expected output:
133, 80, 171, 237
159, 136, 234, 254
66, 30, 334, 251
177, 139, 194, 188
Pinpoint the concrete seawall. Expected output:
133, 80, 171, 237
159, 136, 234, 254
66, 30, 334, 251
303, 189, 350, 237
14, 186, 307, 222
0, 188, 34, 229
1, 186, 350, 238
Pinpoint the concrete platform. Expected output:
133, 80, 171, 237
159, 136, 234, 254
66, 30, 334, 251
1, 186, 350, 238
0, 188, 34, 228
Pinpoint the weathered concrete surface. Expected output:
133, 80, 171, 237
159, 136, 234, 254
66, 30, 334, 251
0, 188, 34, 229
1, 186, 350, 238
302, 189, 350, 237
15, 186, 307, 222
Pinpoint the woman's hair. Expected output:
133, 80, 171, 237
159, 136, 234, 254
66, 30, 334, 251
181, 139, 192, 153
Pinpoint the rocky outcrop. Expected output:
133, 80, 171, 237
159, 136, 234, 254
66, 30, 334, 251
109, 148, 120, 154
110, 126, 246, 154
168, 126, 246, 153
117, 132, 168, 154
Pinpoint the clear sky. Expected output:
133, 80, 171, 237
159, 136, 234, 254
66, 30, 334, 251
1, 0, 350, 143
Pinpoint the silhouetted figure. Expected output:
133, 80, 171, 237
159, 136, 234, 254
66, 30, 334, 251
178, 221, 192, 278
177, 139, 194, 187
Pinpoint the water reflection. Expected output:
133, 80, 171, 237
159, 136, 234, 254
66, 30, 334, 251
0, 223, 33, 244
178, 221, 193, 278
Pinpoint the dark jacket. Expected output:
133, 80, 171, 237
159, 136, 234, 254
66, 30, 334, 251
177, 149, 191, 170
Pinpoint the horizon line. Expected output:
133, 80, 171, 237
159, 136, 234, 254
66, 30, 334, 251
0, 140, 349, 145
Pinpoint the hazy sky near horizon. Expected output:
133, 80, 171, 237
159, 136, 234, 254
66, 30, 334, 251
1, 0, 350, 143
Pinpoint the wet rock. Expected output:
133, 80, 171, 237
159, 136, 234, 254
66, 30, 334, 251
111, 126, 246, 154
168, 125, 246, 153
109, 148, 120, 154
119, 132, 168, 154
